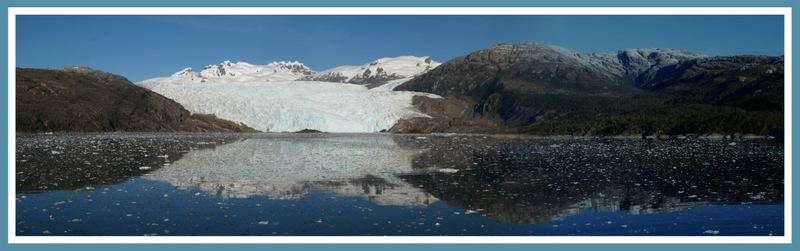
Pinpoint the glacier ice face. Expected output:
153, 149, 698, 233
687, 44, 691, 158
141, 79, 438, 133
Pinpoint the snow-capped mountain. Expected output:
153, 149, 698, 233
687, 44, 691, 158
140, 60, 314, 86
141, 56, 439, 88
301, 56, 441, 86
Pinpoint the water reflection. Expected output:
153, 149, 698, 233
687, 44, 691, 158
15, 133, 235, 192
395, 136, 783, 223
145, 135, 437, 206
16, 133, 783, 226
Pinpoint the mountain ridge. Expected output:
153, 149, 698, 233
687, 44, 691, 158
392, 42, 783, 136
140, 55, 440, 88
23, 42, 782, 136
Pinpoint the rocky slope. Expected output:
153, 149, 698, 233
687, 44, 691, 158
16, 67, 258, 132
393, 43, 783, 136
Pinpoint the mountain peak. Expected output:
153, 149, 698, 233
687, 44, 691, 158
172, 67, 194, 77
267, 60, 306, 67
489, 42, 577, 54
267, 60, 313, 75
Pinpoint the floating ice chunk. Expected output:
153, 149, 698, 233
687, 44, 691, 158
437, 168, 459, 173
750, 192, 766, 200
703, 230, 720, 235
139, 166, 152, 170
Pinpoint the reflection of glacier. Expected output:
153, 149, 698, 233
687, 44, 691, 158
146, 135, 438, 206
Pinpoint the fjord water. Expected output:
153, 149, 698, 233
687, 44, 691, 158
15, 133, 783, 236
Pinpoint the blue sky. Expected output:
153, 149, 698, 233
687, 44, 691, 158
17, 15, 783, 82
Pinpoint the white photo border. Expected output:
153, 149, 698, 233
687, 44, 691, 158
5, 7, 793, 244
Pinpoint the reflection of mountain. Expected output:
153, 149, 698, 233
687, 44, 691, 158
146, 135, 438, 206
395, 136, 783, 224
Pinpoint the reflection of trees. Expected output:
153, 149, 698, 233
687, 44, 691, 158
396, 136, 783, 224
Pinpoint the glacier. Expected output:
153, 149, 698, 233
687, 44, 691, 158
144, 80, 437, 132
140, 57, 440, 133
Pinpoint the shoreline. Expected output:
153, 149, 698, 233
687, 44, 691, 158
13, 131, 781, 141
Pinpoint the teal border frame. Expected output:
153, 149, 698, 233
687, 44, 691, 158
1, 0, 796, 250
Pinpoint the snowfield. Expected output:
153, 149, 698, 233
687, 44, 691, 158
370, 77, 413, 92
143, 60, 314, 84
304, 56, 441, 83
141, 80, 438, 132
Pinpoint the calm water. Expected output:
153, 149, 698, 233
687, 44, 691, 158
15, 133, 784, 236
